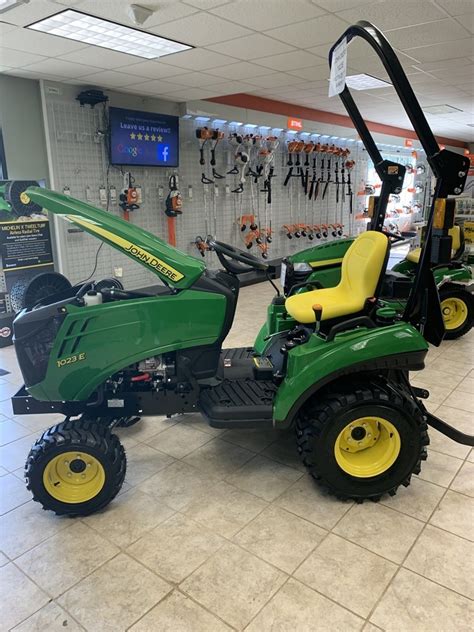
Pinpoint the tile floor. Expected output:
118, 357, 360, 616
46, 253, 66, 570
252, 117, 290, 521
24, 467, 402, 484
0, 282, 473, 631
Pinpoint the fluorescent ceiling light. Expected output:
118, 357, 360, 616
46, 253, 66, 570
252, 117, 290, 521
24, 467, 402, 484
345, 74, 391, 90
244, 123, 258, 128
195, 116, 210, 122
212, 119, 227, 125
229, 121, 242, 126
0, 0, 28, 14
28, 9, 192, 60
422, 104, 462, 115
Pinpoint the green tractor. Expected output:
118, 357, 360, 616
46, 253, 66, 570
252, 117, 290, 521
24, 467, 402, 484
8, 21, 474, 517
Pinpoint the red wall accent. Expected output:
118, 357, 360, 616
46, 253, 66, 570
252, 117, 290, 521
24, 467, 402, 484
207, 93, 468, 149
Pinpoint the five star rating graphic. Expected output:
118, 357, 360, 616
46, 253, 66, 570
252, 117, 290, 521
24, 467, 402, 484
130, 132, 162, 142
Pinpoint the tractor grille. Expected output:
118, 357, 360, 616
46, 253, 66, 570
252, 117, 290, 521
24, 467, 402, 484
14, 312, 65, 387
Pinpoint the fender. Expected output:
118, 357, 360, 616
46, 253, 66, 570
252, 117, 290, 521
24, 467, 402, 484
289, 238, 353, 266
273, 322, 428, 427
434, 265, 473, 288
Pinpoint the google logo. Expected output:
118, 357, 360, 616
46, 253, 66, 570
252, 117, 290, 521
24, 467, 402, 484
116, 144, 143, 157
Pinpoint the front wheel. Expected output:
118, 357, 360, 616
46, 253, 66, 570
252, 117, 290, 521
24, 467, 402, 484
439, 286, 473, 340
25, 418, 126, 516
295, 381, 428, 502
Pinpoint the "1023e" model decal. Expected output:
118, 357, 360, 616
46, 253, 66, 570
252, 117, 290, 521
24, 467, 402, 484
56, 352, 86, 368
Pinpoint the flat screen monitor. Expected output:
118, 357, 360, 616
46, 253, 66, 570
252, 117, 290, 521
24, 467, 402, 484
109, 107, 179, 167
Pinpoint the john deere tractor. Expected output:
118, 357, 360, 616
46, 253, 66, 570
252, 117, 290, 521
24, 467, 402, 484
7, 21, 474, 517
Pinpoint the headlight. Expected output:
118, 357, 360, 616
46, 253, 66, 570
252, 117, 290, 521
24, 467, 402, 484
293, 262, 313, 272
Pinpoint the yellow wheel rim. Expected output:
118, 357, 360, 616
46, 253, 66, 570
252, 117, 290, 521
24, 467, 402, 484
19, 191, 30, 204
43, 451, 105, 504
441, 297, 468, 330
334, 417, 401, 478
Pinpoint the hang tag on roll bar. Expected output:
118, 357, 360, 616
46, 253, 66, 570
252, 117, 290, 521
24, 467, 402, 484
329, 37, 347, 98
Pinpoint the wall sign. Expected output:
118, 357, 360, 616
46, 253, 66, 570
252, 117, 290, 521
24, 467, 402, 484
1, 219, 53, 272
287, 117, 303, 131
328, 37, 347, 97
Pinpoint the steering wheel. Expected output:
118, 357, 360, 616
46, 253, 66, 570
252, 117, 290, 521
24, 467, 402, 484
208, 239, 269, 275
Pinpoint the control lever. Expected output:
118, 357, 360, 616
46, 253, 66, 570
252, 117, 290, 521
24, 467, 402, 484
312, 304, 323, 334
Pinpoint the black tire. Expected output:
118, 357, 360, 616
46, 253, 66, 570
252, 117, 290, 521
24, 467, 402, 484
25, 417, 126, 517
439, 285, 473, 340
295, 380, 429, 502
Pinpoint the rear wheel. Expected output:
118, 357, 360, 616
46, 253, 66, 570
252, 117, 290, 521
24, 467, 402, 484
439, 286, 473, 340
295, 380, 428, 502
25, 417, 126, 516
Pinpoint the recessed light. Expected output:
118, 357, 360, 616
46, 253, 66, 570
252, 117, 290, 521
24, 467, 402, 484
27, 9, 192, 60
0, 0, 28, 14
422, 104, 463, 115
345, 74, 392, 90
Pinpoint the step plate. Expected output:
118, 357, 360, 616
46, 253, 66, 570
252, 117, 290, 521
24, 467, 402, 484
199, 378, 276, 428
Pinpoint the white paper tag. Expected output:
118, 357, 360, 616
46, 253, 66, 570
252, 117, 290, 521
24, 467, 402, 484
328, 37, 347, 98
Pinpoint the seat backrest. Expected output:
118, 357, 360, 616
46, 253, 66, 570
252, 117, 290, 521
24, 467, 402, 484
449, 225, 461, 255
340, 231, 389, 300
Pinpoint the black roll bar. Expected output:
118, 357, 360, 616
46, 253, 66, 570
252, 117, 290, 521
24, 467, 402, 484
328, 21, 470, 341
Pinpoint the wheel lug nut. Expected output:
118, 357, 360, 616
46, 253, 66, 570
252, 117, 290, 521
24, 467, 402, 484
64, 460, 69, 465
81, 474, 86, 479
67, 472, 72, 477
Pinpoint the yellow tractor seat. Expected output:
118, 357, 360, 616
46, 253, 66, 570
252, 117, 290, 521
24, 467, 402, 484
285, 231, 389, 324
406, 225, 462, 264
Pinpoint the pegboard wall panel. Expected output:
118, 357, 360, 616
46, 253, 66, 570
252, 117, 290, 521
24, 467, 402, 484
43, 89, 428, 289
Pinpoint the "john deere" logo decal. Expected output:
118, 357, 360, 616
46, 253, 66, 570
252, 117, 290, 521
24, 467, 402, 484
66, 216, 184, 282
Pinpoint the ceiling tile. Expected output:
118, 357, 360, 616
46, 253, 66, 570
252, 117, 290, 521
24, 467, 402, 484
204, 61, 270, 80
114, 60, 190, 79
148, 13, 252, 47
315, 0, 374, 11
0, 48, 47, 68
57, 47, 143, 70
387, 19, 470, 50
183, 0, 231, 8
124, 78, 186, 93
156, 71, 226, 88
434, 0, 474, 17
21, 59, 100, 78
159, 87, 219, 100
156, 47, 238, 70
336, 0, 447, 30
0, 22, 17, 36
78, 70, 148, 88
203, 80, 257, 96
210, 0, 326, 31
414, 58, 473, 74
265, 14, 348, 47
3, 68, 65, 81
69, 0, 197, 29
288, 64, 331, 81
0, 0, 60, 26
1, 26, 87, 56
454, 13, 474, 34
257, 50, 325, 72
207, 33, 295, 59
243, 72, 308, 88
404, 39, 474, 62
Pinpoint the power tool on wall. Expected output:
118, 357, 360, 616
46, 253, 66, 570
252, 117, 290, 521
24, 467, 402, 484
119, 172, 140, 221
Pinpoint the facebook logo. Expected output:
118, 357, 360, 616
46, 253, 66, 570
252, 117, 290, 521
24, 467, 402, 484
158, 143, 170, 163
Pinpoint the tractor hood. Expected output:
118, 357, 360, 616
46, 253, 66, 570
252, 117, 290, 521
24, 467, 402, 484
26, 186, 205, 290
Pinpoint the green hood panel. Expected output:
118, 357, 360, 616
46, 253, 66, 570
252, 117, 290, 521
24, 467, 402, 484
26, 187, 205, 289
28, 290, 226, 402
